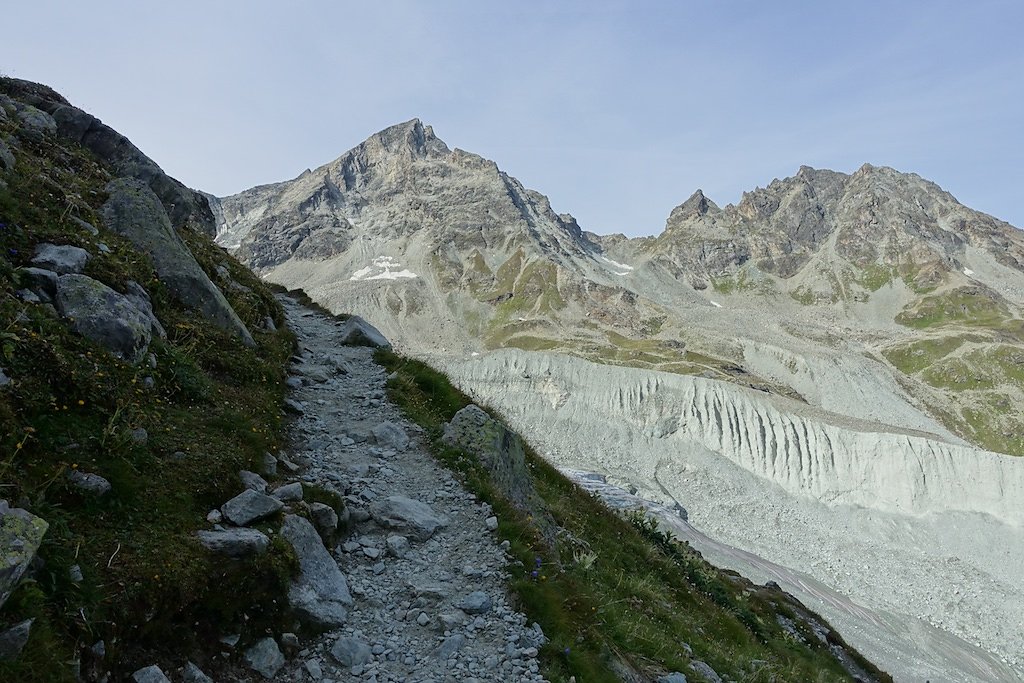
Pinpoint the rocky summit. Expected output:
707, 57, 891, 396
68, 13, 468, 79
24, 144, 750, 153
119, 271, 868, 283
217, 119, 1024, 683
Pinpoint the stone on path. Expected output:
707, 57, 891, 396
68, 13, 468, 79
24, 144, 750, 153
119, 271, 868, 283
337, 315, 391, 349
280, 514, 352, 627
309, 502, 339, 539
330, 635, 372, 667
131, 665, 171, 683
221, 489, 283, 526
371, 421, 410, 451
272, 482, 304, 502
435, 633, 466, 660
368, 495, 447, 541
196, 528, 270, 558
244, 637, 285, 679
386, 534, 410, 558
239, 470, 268, 492
458, 591, 492, 614
182, 661, 214, 683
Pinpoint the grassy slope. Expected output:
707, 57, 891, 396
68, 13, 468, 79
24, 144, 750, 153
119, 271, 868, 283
0, 114, 296, 679
374, 350, 890, 683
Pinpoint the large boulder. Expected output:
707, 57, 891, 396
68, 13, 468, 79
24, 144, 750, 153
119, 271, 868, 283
368, 496, 447, 542
280, 514, 352, 627
337, 315, 390, 349
0, 138, 15, 173
54, 274, 153, 363
101, 178, 254, 346
442, 404, 550, 529
1, 501, 48, 609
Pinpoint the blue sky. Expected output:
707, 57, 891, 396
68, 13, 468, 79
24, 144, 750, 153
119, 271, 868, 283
5, 1, 1022, 236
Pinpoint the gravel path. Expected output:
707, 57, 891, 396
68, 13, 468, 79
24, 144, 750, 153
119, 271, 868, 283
230, 297, 549, 682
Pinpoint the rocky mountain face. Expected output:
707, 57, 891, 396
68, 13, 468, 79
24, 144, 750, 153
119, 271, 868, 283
218, 120, 1024, 682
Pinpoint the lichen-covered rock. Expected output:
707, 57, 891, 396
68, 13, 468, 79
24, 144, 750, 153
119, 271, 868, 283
280, 514, 352, 628
442, 404, 550, 531
101, 178, 254, 346
0, 501, 48, 610
131, 664, 171, 683
15, 104, 57, 137
17, 267, 58, 302
55, 274, 152, 363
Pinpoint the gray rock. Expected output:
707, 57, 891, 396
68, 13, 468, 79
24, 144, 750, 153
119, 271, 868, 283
0, 368, 9, 387
0, 619, 33, 660
123, 280, 165, 339
101, 178, 254, 346
272, 482, 304, 502
206, 509, 223, 524
240, 470, 269, 492
0, 138, 14, 172
309, 502, 339, 539
457, 591, 492, 614
55, 274, 153, 363
304, 659, 323, 678
435, 633, 466, 660
368, 495, 447, 542
285, 375, 303, 389
386, 534, 410, 558
129, 427, 148, 444
485, 515, 498, 530
659, 674, 687, 683
337, 315, 391, 349
131, 665, 171, 683
442, 404, 553, 537
17, 267, 58, 301
689, 661, 722, 683
182, 661, 214, 683
283, 398, 305, 414
16, 105, 57, 137
221, 489, 284, 526
196, 528, 270, 557
261, 452, 278, 477
280, 514, 352, 627
371, 421, 409, 451
68, 564, 84, 583
32, 243, 90, 275
67, 470, 112, 496
330, 635, 372, 667
244, 637, 285, 679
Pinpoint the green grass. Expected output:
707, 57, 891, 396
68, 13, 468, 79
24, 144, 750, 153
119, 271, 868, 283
896, 287, 1011, 330
373, 350, 890, 683
882, 336, 970, 374
0, 109, 297, 679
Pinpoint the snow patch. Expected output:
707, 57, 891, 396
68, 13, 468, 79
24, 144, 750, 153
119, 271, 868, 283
963, 268, 975, 277
710, 300, 723, 308
350, 256, 419, 281
601, 256, 634, 275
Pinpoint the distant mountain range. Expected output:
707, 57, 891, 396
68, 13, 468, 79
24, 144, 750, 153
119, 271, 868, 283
213, 118, 1024, 457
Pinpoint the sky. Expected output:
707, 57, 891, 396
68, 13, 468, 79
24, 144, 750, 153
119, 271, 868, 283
4, 1, 1022, 237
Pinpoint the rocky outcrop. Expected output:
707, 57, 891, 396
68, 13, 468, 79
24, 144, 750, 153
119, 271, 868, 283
0, 77, 216, 235
102, 178, 255, 346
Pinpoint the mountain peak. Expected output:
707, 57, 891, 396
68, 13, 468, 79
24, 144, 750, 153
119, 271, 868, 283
364, 118, 449, 160
666, 189, 719, 228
